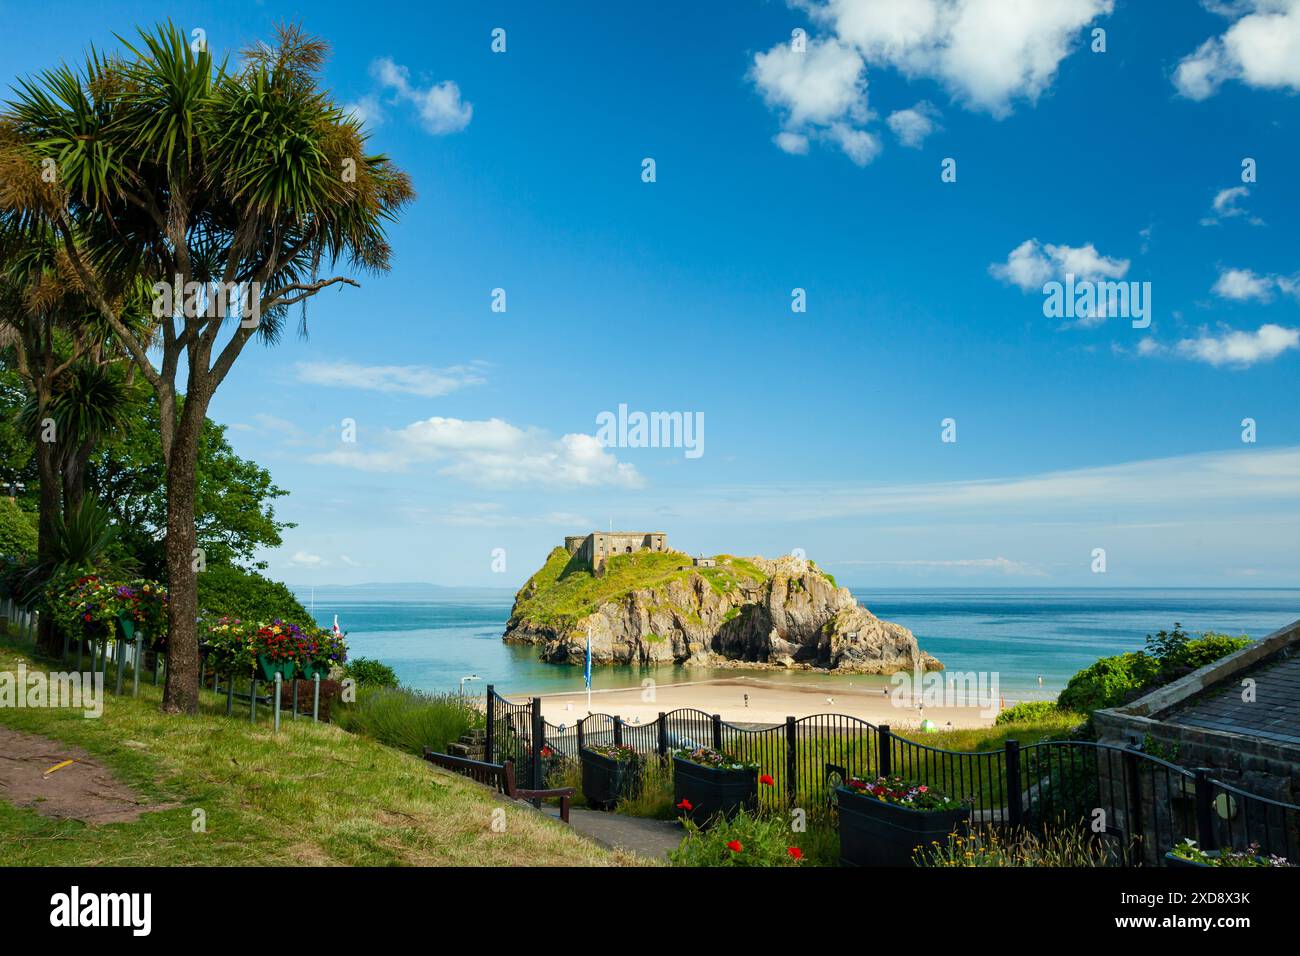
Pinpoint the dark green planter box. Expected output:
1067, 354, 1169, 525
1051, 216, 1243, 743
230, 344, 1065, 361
836, 786, 970, 867
672, 756, 757, 826
257, 655, 296, 681
302, 659, 330, 679
581, 748, 641, 810
116, 616, 136, 641
1164, 850, 1213, 867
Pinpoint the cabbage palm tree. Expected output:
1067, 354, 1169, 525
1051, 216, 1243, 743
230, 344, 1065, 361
1, 22, 413, 712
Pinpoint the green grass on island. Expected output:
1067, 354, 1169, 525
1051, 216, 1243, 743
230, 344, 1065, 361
511, 547, 773, 630
0, 633, 630, 867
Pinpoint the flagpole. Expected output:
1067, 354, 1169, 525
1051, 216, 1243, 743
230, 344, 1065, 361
585, 624, 592, 713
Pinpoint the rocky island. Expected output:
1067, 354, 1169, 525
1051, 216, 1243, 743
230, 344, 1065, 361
502, 532, 942, 674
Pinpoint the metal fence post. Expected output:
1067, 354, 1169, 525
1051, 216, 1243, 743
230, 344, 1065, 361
485, 685, 496, 763
1194, 768, 1218, 850
613, 715, 624, 746
1123, 747, 1143, 861
250, 677, 258, 722
312, 674, 320, 722
114, 635, 126, 695
132, 635, 142, 697
878, 724, 892, 777
657, 712, 668, 759
576, 715, 584, 752
712, 714, 723, 750
1005, 739, 1023, 829
785, 716, 798, 805
273, 673, 282, 733
530, 697, 545, 791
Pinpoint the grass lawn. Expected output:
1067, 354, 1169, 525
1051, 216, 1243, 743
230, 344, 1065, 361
0, 633, 631, 867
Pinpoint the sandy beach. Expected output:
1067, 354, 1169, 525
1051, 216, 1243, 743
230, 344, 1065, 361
510, 675, 1002, 732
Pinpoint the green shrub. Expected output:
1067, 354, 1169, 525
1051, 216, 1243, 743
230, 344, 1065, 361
1059, 624, 1254, 716
197, 564, 311, 624
669, 809, 804, 867
1180, 633, 1251, 670
995, 700, 1061, 725
0, 499, 38, 559
1057, 651, 1161, 713
333, 686, 482, 755
344, 657, 400, 688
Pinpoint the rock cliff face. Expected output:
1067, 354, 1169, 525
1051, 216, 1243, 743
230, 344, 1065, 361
503, 551, 942, 674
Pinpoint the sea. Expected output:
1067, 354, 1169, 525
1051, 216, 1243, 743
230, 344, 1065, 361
297, 587, 1299, 703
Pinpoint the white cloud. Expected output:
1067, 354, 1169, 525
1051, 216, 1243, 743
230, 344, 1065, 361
824, 122, 882, 165
368, 57, 472, 134
749, 1, 1109, 161
803, 0, 1112, 115
773, 131, 810, 154
750, 37, 869, 127
1212, 267, 1275, 301
343, 94, 384, 127
289, 551, 327, 568
295, 361, 486, 397
886, 101, 941, 147
664, 446, 1300, 526
749, 37, 874, 164
1201, 185, 1262, 226
1174, 0, 1300, 100
1173, 323, 1300, 367
311, 417, 644, 489
989, 238, 1129, 292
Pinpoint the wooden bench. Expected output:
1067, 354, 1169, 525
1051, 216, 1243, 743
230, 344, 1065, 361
423, 749, 575, 824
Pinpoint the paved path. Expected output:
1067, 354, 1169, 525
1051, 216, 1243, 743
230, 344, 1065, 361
543, 806, 682, 862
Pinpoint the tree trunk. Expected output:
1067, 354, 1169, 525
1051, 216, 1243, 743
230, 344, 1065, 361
160, 396, 206, 714
33, 436, 63, 656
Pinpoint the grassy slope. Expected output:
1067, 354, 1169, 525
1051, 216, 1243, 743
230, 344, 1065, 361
510, 547, 770, 631
0, 634, 629, 867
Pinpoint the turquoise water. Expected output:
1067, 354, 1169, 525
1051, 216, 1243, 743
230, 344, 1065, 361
300, 587, 1299, 701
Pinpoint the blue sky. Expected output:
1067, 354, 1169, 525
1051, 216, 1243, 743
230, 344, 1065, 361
4, 1, 1298, 587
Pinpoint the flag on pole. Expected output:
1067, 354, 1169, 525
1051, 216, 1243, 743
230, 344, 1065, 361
584, 631, 592, 690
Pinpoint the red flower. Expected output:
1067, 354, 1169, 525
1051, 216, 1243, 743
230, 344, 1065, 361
676, 798, 692, 812
726, 840, 742, 853
787, 846, 803, 860
759, 773, 775, 786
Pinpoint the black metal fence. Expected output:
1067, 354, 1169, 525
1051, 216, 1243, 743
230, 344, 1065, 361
487, 687, 1300, 865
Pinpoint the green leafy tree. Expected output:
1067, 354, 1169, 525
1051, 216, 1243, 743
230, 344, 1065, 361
197, 563, 310, 624
3, 23, 412, 711
88, 396, 293, 580
0, 497, 37, 557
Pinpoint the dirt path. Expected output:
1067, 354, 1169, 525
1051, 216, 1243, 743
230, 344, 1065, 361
0, 726, 175, 825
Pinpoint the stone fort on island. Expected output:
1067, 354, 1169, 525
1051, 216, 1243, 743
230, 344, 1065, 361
564, 532, 668, 574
